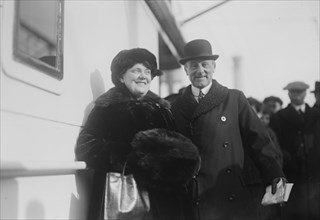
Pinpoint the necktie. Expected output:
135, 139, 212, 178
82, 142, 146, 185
297, 109, 304, 123
198, 90, 205, 102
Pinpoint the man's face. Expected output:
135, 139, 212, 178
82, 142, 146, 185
260, 113, 271, 127
184, 59, 215, 89
264, 101, 282, 113
288, 89, 306, 105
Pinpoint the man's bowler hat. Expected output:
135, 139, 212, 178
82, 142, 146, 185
179, 39, 219, 65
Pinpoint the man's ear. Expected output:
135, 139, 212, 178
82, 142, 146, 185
184, 65, 189, 75
212, 60, 216, 68
120, 77, 124, 83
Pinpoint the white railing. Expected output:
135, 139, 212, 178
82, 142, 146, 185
0, 161, 87, 178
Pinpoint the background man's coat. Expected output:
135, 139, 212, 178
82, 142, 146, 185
270, 104, 320, 220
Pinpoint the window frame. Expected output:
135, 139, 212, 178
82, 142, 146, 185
13, 0, 64, 80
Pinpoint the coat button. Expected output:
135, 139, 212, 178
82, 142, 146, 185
226, 168, 232, 174
221, 116, 227, 122
222, 142, 229, 148
228, 195, 235, 201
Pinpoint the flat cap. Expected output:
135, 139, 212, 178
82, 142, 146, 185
283, 81, 309, 91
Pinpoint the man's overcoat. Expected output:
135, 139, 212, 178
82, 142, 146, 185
171, 80, 285, 220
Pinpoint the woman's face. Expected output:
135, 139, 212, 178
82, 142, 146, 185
120, 63, 152, 98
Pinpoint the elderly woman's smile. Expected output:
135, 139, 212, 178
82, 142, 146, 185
120, 63, 152, 98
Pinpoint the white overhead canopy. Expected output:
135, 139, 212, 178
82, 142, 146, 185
171, 0, 319, 106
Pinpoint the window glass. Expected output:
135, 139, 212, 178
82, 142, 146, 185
14, 0, 64, 80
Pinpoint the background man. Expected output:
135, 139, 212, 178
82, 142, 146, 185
262, 96, 283, 114
270, 81, 320, 220
311, 81, 320, 110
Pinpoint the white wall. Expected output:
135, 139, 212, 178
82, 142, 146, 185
0, 1, 161, 219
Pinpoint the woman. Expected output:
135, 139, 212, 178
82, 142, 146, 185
75, 48, 199, 220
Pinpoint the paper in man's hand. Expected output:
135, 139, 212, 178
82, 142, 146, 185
261, 179, 293, 206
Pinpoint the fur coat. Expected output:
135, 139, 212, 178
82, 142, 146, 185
76, 86, 199, 220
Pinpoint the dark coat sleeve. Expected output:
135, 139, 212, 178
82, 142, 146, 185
75, 106, 133, 170
75, 107, 108, 168
237, 91, 285, 183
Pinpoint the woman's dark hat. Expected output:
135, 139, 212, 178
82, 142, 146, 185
311, 81, 320, 93
110, 48, 162, 87
179, 39, 219, 65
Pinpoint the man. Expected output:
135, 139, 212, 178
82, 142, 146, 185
269, 81, 320, 220
171, 39, 286, 220
311, 81, 320, 110
262, 96, 283, 114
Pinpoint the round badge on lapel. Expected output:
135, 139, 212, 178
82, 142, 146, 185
221, 116, 227, 122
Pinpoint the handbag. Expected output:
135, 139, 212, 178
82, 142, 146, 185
104, 162, 151, 220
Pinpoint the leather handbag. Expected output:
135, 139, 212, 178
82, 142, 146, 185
104, 162, 151, 220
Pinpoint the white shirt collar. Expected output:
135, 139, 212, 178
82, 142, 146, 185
291, 103, 306, 113
191, 81, 212, 101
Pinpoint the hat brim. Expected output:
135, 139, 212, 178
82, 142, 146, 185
179, 55, 219, 65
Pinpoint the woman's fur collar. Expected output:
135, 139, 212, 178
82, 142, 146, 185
95, 86, 170, 109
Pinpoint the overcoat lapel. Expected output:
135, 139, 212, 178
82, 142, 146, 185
281, 104, 319, 130
192, 80, 229, 119
281, 105, 304, 128
304, 105, 317, 129
176, 86, 198, 121
177, 80, 229, 120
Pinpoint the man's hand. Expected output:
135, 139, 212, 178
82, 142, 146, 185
271, 177, 287, 194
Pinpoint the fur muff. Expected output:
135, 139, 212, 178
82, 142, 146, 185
128, 128, 200, 192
